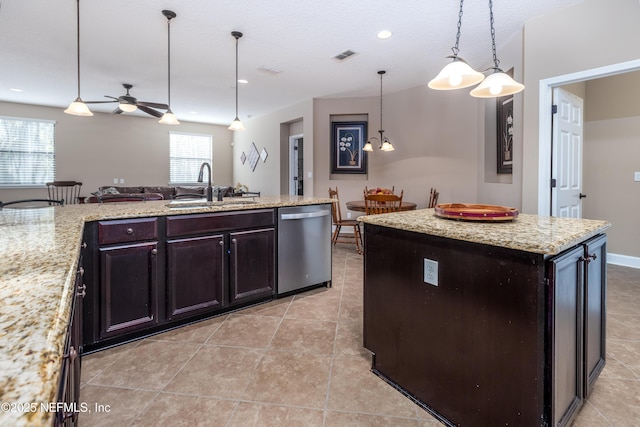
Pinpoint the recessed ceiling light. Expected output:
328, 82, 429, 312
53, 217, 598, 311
9, 88, 23, 92
238, 79, 248, 84
377, 30, 392, 39
189, 111, 198, 114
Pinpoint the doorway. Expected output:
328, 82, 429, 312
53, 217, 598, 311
537, 59, 640, 216
289, 134, 303, 196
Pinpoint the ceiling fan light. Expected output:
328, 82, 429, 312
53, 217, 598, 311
159, 110, 180, 125
470, 70, 524, 98
228, 117, 245, 131
64, 98, 93, 116
428, 59, 484, 90
119, 103, 137, 113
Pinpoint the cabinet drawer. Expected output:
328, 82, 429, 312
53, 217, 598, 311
98, 218, 158, 245
167, 209, 275, 237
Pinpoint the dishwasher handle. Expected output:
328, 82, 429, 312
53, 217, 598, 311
280, 210, 330, 220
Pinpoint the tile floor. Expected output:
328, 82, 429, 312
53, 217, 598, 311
79, 245, 640, 426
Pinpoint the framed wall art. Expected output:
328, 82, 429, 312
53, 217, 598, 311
331, 121, 367, 174
496, 68, 514, 175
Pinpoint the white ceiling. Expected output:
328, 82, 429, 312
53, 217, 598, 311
0, 0, 583, 126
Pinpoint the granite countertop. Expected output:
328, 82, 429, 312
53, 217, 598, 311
0, 196, 331, 426
359, 209, 611, 255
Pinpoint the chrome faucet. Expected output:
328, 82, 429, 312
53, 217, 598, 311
197, 162, 213, 201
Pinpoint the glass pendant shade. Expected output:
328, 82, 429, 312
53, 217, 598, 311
363, 140, 374, 152
228, 117, 245, 131
380, 138, 395, 151
428, 58, 484, 90
159, 109, 180, 125
119, 103, 137, 113
64, 98, 93, 116
470, 70, 524, 98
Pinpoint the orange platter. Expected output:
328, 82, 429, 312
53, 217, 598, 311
434, 203, 519, 221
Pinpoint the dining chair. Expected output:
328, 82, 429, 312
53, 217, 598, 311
329, 187, 363, 254
363, 189, 404, 215
46, 181, 82, 204
428, 187, 439, 208
0, 199, 64, 208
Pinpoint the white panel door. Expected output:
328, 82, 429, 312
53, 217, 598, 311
552, 88, 584, 218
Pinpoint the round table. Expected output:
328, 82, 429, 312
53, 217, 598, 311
346, 200, 417, 212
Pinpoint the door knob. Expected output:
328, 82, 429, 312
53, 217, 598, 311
579, 193, 587, 199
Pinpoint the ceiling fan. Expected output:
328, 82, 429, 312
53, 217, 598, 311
85, 83, 168, 117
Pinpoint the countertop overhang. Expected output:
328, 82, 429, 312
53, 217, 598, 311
0, 196, 332, 426
359, 209, 611, 255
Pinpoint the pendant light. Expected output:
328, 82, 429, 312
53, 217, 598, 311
428, 0, 484, 91
228, 31, 245, 131
363, 71, 395, 152
64, 0, 93, 116
470, 0, 524, 98
159, 10, 180, 125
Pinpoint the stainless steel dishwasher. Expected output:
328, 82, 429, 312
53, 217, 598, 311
277, 204, 332, 295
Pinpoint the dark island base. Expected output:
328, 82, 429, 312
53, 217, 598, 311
363, 223, 606, 427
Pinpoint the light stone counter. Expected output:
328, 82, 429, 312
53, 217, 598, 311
359, 209, 611, 255
0, 196, 331, 426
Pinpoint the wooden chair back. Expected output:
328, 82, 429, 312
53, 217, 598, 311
46, 181, 82, 204
328, 187, 343, 223
428, 187, 439, 208
364, 190, 404, 214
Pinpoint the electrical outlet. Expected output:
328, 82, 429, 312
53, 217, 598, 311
634, 171, 640, 182
424, 258, 438, 286
347, 212, 352, 219
119, 178, 124, 184
113, 178, 118, 184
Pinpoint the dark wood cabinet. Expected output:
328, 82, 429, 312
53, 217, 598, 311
363, 223, 607, 427
548, 234, 607, 427
229, 228, 275, 305
55, 250, 85, 426
99, 242, 158, 339
166, 235, 225, 320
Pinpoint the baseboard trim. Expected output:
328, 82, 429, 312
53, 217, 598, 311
608, 253, 640, 269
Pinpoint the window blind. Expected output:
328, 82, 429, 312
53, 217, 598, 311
0, 116, 55, 186
169, 132, 213, 184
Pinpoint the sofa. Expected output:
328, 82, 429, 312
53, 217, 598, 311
86, 185, 234, 203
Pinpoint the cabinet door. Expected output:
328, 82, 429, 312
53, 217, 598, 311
583, 235, 607, 397
166, 235, 225, 320
99, 242, 158, 338
229, 228, 275, 305
548, 245, 584, 427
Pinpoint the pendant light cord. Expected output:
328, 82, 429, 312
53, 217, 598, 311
488, 0, 500, 70
75, 0, 81, 98
451, 0, 465, 56
378, 71, 384, 138
166, 15, 172, 107
235, 35, 239, 117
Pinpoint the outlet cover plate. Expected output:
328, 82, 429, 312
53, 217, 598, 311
424, 258, 438, 286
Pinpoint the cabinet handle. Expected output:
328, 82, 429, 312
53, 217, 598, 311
151, 248, 158, 255
64, 345, 78, 362
231, 238, 237, 244
78, 266, 84, 276
81, 242, 87, 249
590, 253, 598, 260
126, 228, 134, 235
77, 284, 86, 298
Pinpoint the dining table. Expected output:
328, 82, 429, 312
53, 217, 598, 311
346, 200, 418, 212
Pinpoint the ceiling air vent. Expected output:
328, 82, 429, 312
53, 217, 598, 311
257, 65, 282, 75
333, 50, 357, 61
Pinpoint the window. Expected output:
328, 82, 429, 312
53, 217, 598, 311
0, 116, 55, 186
169, 132, 213, 184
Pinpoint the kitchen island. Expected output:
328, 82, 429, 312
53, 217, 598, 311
360, 209, 611, 427
0, 196, 331, 426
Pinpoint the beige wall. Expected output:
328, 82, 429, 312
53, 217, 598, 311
522, 0, 640, 213
313, 86, 480, 214
582, 73, 640, 258
232, 99, 314, 196
0, 101, 232, 202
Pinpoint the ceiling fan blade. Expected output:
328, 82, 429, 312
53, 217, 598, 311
113, 107, 123, 114
138, 105, 163, 118
137, 101, 169, 109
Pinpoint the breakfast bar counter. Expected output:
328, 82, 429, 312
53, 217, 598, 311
360, 209, 610, 427
0, 196, 332, 426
